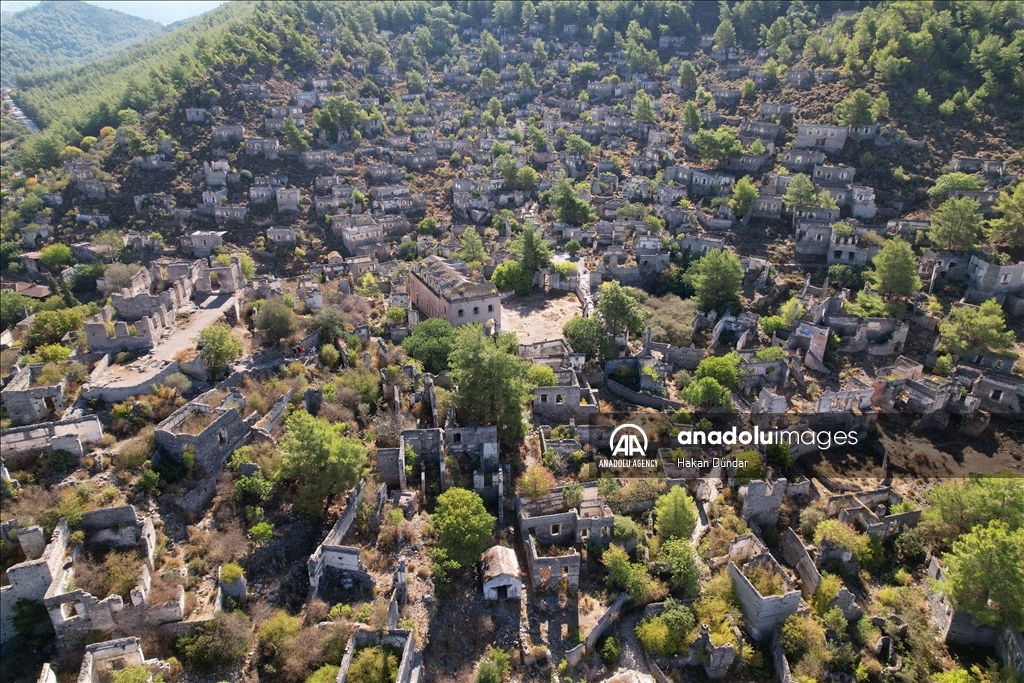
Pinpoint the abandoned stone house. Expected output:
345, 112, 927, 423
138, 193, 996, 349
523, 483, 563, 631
794, 220, 833, 260
239, 83, 267, 98
276, 188, 301, 212
481, 546, 522, 601
308, 481, 376, 599
203, 160, 230, 186
409, 255, 501, 334
759, 102, 798, 121
825, 488, 921, 541
154, 389, 253, 478
727, 548, 802, 641
849, 123, 878, 141
185, 108, 207, 123
249, 185, 274, 204
181, 231, 226, 257
709, 87, 741, 106
1, 501, 201, 648
787, 69, 815, 88
211, 125, 244, 144
749, 195, 783, 219
1, 364, 67, 424
212, 205, 248, 223
812, 165, 855, 187
292, 90, 318, 108
396, 147, 438, 170
71, 242, 114, 263
518, 487, 614, 548
244, 137, 280, 159
20, 223, 50, 248
333, 214, 383, 255
532, 369, 599, 422
779, 149, 826, 172
267, 226, 300, 246
739, 120, 784, 142
518, 486, 613, 593
297, 277, 323, 310
73, 637, 172, 683
795, 124, 848, 153
951, 156, 1008, 178
851, 186, 877, 219
83, 310, 172, 354
828, 228, 880, 267
965, 255, 1024, 302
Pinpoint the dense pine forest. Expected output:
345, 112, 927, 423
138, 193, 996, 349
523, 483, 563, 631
0, 0, 168, 86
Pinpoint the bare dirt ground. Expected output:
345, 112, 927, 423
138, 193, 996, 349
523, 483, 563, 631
502, 292, 582, 345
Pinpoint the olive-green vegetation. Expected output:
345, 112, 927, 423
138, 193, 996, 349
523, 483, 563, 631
431, 487, 495, 568
448, 325, 530, 444
278, 410, 368, 517
1, 1, 165, 86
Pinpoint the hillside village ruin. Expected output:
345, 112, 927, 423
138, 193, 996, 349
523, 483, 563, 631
1, 3, 1023, 683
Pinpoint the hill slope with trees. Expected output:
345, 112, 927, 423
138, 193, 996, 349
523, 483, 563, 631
0, 1, 168, 86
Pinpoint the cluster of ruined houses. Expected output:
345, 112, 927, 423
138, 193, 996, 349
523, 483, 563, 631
4, 15, 1023, 683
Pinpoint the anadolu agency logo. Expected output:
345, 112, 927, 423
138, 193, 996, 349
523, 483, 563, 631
609, 423, 648, 458
602, 424, 658, 469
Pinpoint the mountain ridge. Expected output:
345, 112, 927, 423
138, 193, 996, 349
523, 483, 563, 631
0, 0, 168, 86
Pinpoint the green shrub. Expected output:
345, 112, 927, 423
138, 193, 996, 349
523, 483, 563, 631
347, 645, 399, 683
220, 562, 243, 583
320, 344, 340, 367
47, 449, 76, 472
258, 610, 302, 658
140, 468, 161, 495
112, 666, 160, 683
235, 473, 273, 504
612, 515, 641, 542
176, 611, 251, 671
307, 665, 340, 683
813, 520, 876, 566
249, 522, 274, 543
599, 636, 621, 667
328, 603, 353, 621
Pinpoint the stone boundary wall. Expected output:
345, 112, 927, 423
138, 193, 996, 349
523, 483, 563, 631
770, 629, 795, 683
337, 629, 415, 683
523, 533, 579, 593
566, 592, 629, 665
781, 527, 821, 599
308, 482, 368, 598
82, 360, 182, 404
0, 415, 103, 462
728, 559, 801, 641
605, 378, 683, 410
0, 519, 69, 645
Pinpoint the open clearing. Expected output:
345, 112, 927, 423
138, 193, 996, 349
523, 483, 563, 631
501, 291, 582, 345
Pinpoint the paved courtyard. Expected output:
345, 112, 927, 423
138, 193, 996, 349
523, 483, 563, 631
501, 291, 582, 345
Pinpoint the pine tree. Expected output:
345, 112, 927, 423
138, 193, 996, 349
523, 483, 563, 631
682, 101, 701, 131
730, 176, 758, 216
868, 238, 921, 298
633, 90, 656, 124
679, 60, 698, 91
930, 197, 983, 252
458, 227, 485, 263
987, 184, 1024, 247
783, 174, 816, 212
